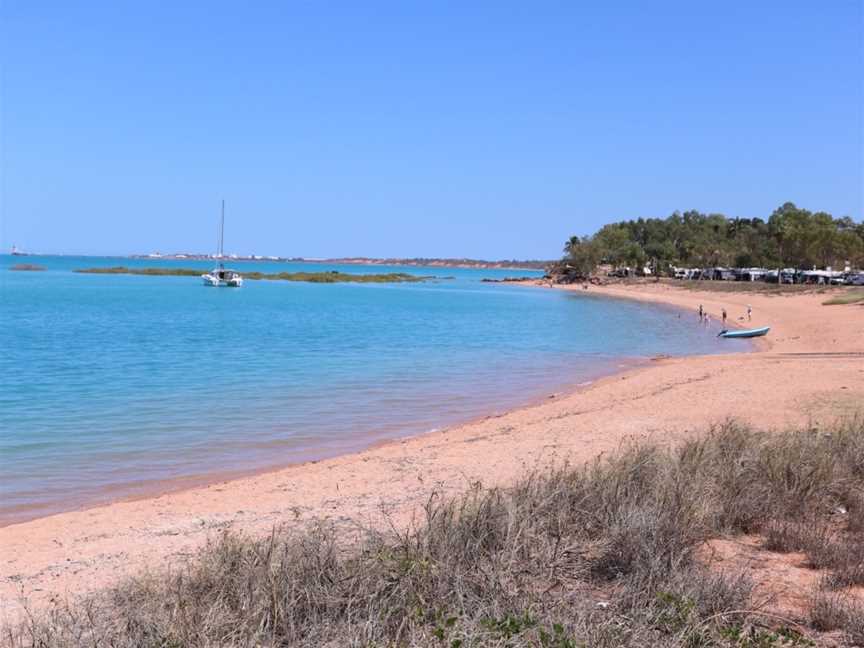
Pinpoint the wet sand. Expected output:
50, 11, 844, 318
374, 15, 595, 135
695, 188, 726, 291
2, 282, 862, 623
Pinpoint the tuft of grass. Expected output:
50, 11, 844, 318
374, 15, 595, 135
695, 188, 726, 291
810, 591, 864, 643
73, 266, 431, 283
762, 519, 831, 555
822, 288, 864, 305
5, 417, 863, 647
817, 540, 864, 589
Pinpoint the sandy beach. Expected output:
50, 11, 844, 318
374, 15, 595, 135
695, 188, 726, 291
2, 282, 863, 624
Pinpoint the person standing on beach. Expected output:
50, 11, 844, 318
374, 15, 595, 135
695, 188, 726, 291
698, 304, 704, 321
747, 305, 752, 321
721, 308, 727, 326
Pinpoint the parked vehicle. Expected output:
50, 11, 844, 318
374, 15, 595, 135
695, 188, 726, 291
670, 265, 862, 285
800, 270, 846, 285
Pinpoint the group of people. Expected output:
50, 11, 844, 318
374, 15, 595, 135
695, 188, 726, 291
697, 303, 752, 327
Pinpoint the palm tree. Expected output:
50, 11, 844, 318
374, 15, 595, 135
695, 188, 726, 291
563, 235, 581, 255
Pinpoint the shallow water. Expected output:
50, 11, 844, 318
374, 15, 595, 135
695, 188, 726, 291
0, 256, 749, 523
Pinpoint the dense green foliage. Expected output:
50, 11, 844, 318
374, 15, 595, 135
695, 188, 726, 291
561, 203, 864, 277
74, 267, 430, 283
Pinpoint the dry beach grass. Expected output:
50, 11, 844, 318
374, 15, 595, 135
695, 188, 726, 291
822, 289, 864, 306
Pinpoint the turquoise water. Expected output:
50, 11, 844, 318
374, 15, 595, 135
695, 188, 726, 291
0, 256, 748, 523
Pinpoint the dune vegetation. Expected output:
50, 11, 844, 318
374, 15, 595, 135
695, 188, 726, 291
7, 418, 863, 647
73, 267, 431, 283
610, 277, 830, 296
822, 289, 864, 306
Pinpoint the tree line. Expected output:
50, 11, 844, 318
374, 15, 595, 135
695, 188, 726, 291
558, 202, 864, 278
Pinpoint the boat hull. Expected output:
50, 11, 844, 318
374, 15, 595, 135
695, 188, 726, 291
201, 274, 243, 287
719, 326, 770, 339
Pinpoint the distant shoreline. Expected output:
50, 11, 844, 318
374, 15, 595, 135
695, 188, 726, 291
3, 252, 553, 271
309, 257, 551, 270
4, 252, 552, 271
128, 255, 552, 270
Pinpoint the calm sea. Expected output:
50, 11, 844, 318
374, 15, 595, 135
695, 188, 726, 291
0, 255, 749, 523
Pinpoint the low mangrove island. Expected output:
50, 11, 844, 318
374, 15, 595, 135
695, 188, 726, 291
74, 266, 432, 283
10, 263, 46, 271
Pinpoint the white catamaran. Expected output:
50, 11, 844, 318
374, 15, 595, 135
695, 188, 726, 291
202, 200, 243, 287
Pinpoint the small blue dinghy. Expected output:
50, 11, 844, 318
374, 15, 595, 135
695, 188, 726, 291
718, 326, 770, 339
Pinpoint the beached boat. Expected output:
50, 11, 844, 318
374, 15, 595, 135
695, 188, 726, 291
719, 326, 770, 339
202, 201, 243, 287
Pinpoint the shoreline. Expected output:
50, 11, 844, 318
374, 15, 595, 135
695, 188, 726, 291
0, 354, 654, 529
0, 283, 734, 529
2, 282, 862, 623
519, 279, 773, 350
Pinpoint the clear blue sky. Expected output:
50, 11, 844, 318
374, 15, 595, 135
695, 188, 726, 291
1, 1, 861, 258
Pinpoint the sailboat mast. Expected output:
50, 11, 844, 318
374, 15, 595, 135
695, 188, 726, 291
219, 200, 225, 258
